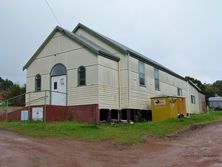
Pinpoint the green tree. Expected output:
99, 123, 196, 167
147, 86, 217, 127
0, 78, 13, 90
204, 84, 219, 99
0, 77, 3, 83
212, 80, 222, 96
185, 76, 205, 91
6, 84, 26, 106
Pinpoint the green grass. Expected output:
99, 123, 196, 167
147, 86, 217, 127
0, 110, 222, 144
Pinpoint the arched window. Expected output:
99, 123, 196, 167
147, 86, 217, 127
78, 66, 86, 86
35, 74, 41, 91
51, 64, 67, 77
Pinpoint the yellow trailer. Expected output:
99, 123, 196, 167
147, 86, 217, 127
151, 96, 186, 121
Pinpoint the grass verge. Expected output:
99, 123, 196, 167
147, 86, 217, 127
0, 110, 222, 144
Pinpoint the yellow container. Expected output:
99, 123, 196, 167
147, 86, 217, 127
151, 96, 186, 121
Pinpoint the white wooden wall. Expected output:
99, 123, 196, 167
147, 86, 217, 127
26, 32, 99, 106
26, 28, 204, 114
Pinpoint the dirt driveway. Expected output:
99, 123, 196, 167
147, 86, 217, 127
1, 122, 222, 167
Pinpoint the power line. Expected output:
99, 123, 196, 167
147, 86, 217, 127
44, 0, 61, 25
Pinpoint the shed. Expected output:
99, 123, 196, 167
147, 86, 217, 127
151, 96, 186, 121
208, 97, 222, 110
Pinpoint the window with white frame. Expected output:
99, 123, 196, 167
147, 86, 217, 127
154, 68, 160, 90
139, 61, 145, 86
78, 66, 86, 86
177, 88, 182, 96
35, 74, 41, 91
191, 95, 195, 104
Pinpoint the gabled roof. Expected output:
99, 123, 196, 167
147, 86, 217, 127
209, 96, 222, 101
187, 80, 203, 93
23, 26, 119, 70
73, 23, 185, 81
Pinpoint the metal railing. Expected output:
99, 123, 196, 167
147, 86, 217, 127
0, 90, 68, 121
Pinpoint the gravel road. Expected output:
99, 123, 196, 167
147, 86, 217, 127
1, 122, 222, 167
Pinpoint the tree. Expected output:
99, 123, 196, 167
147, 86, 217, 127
204, 84, 219, 100
212, 80, 222, 96
0, 77, 3, 83
6, 84, 26, 106
0, 77, 26, 106
185, 76, 205, 91
0, 78, 13, 90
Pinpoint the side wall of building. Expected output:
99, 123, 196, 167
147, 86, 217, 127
186, 82, 201, 114
98, 56, 119, 109
128, 56, 188, 110
24, 27, 206, 123
75, 28, 129, 109
198, 92, 206, 112
74, 28, 205, 113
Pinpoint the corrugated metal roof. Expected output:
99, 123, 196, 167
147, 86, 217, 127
209, 97, 222, 101
73, 23, 185, 80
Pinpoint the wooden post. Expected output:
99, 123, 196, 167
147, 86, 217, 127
28, 92, 31, 121
5, 100, 8, 121
127, 109, 131, 123
108, 110, 111, 122
44, 90, 47, 122
119, 110, 122, 122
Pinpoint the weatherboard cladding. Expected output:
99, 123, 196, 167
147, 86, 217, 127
73, 23, 185, 81
23, 26, 119, 70
24, 23, 202, 93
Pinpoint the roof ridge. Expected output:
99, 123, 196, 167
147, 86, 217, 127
73, 23, 186, 81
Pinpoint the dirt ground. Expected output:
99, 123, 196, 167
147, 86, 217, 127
1, 122, 222, 167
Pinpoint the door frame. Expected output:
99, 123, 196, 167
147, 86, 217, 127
50, 63, 68, 106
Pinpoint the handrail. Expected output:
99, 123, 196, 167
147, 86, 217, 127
0, 96, 48, 108
24, 96, 49, 105
1, 93, 26, 104
1, 89, 68, 122
1, 90, 68, 105
27, 90, 67, 95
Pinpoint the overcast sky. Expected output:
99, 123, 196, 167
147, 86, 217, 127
0, 0, 221, 85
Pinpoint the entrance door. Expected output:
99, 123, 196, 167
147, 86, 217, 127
51, 75, 66, 105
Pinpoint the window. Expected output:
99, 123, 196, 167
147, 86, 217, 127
35, 74, 41, 91
54, 82, 57, 90
177, 88, 182, 96
139, 61, 145, 86
78, 66, 86, 86
191, 95, 195, 104
51, 64, 67, 76
154, 68, 160, 90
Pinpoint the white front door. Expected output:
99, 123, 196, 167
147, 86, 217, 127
51, 75, 67, 105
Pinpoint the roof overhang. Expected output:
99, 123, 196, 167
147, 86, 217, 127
73, 23, 186, 81
23, 26, 119, 70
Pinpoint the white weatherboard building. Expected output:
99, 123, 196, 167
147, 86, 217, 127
23, 23, 206, 122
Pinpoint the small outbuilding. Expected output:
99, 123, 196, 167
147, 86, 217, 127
208, 97, 222, 110
151, 96, 186, 121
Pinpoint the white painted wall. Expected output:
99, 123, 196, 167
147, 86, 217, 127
26, 31, 99, 106
98, 56, 119, 109
128, 56, 189, 110
75, 28, 129, 109
127, 56, 205, 113
25, 28, 205, 115
186, 82, 202, 114
74, 27, 205, 113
